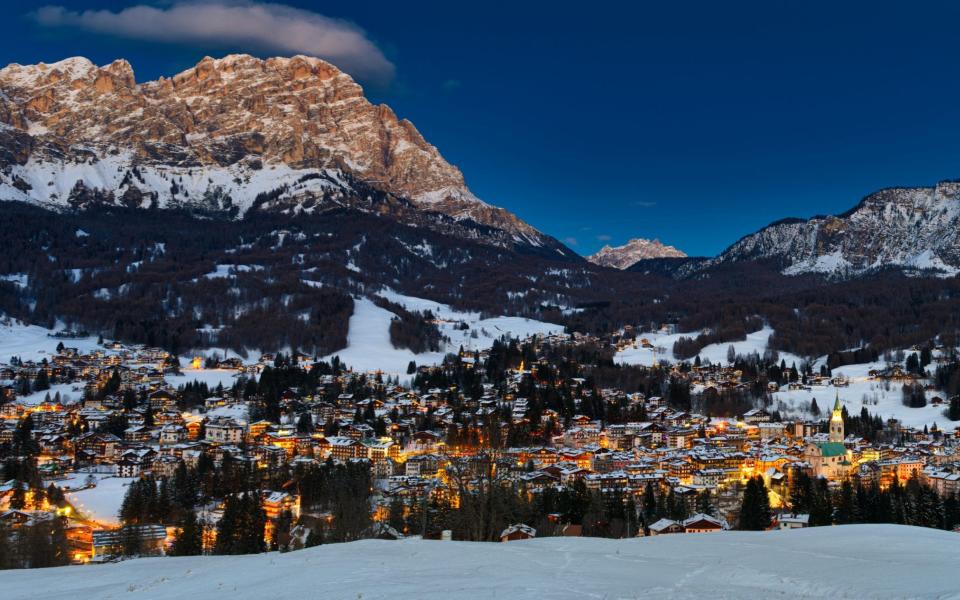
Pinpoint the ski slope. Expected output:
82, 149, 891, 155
0, 525, 954, 599
615, 325, 806, 369
324, 292, 563, 378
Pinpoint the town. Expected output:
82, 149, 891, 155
1, 321, 960, 567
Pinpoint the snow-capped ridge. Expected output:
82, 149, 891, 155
714, 180, 960, 278
0, 54, 564, 255
587, 238, 686, 269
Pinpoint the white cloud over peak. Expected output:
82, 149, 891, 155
32, 1, 395, 84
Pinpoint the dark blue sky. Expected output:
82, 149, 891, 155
4, 1, 960, 256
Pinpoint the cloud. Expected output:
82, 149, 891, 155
596, 234, 612, 242
31, 1, 394, 84
631, 200, 657, 208
562, 236, 579, 246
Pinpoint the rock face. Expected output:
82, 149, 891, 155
587, 238, 686, 269
0, 55, 559, 253
715, 181, 960, 277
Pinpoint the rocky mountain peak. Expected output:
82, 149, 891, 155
587, 238, 687, 269
714, 181, 960, 277
0, 54, 558, 253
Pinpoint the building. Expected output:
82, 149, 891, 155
648, 518, 685, 535
682, 513, 727, 533
803, 396, 851, 480
206, 418, 245, 444
776, 514, 810, 529
500, 523, 536, 542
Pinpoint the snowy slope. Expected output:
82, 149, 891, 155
59, 473, 134, 526
614, 326, 805, 369
0, 525, 956, 599
714, 181, 960, 278
0, 319, 102, 363
772, 359, 955, 429
324, 293, 563, 377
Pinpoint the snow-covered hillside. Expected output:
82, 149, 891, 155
0, 525, 955, 599
614, 325, 957, 428
323, 291, 563, 377
714, 181, 960, 278
614, 326, 805, 370
772, 358, 954, 430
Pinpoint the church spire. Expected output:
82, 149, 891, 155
829, 392, 844, 442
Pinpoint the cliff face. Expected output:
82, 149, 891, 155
0, 54, 559, 253
714, 182, 960, 277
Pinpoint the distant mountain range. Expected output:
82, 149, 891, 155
1, 54, 959, 281
0, 53, 958, 359
587, 238, 686, 269
616, 183, 960, 278
711, 182, 960, 278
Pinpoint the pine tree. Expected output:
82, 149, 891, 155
169, 510, 204, 556
215, 492, 266, 555
33, 369, 50, 392
834, 480, 857, 524
642, 482, 657, 523
304, 527, 324, 548
696, 490, 714, 515
296, 412, 313, 434
738, 476, 771, 530
9, 480, 26, 510
809, 478, 834, 526
810, 398, 820, 417
0, 521, 10, 569
388, 498, 406, 533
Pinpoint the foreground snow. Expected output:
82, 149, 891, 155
0, 525, 955, 599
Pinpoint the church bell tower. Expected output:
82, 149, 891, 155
829, 393, 844, 443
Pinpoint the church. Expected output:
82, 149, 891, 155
802, 395, 851, 480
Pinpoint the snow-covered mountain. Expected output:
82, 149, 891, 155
714, 181, 960, 277
587, 238, 686, 269
0, 525, 955, 599
0, 55, 564, 255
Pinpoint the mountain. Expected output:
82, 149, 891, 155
712, 181, 960, 278
587, 238, 686, 269
0, 54, 567, 256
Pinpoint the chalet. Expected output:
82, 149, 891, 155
742, 408, 771, 424
499, 523, 536, 542
124, 425, 151, 443
151, 454, 180, 478
159, 424, 186, 445
682, 513, 727, 533
775, 514, 810, 529
648, 518, 684, 535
